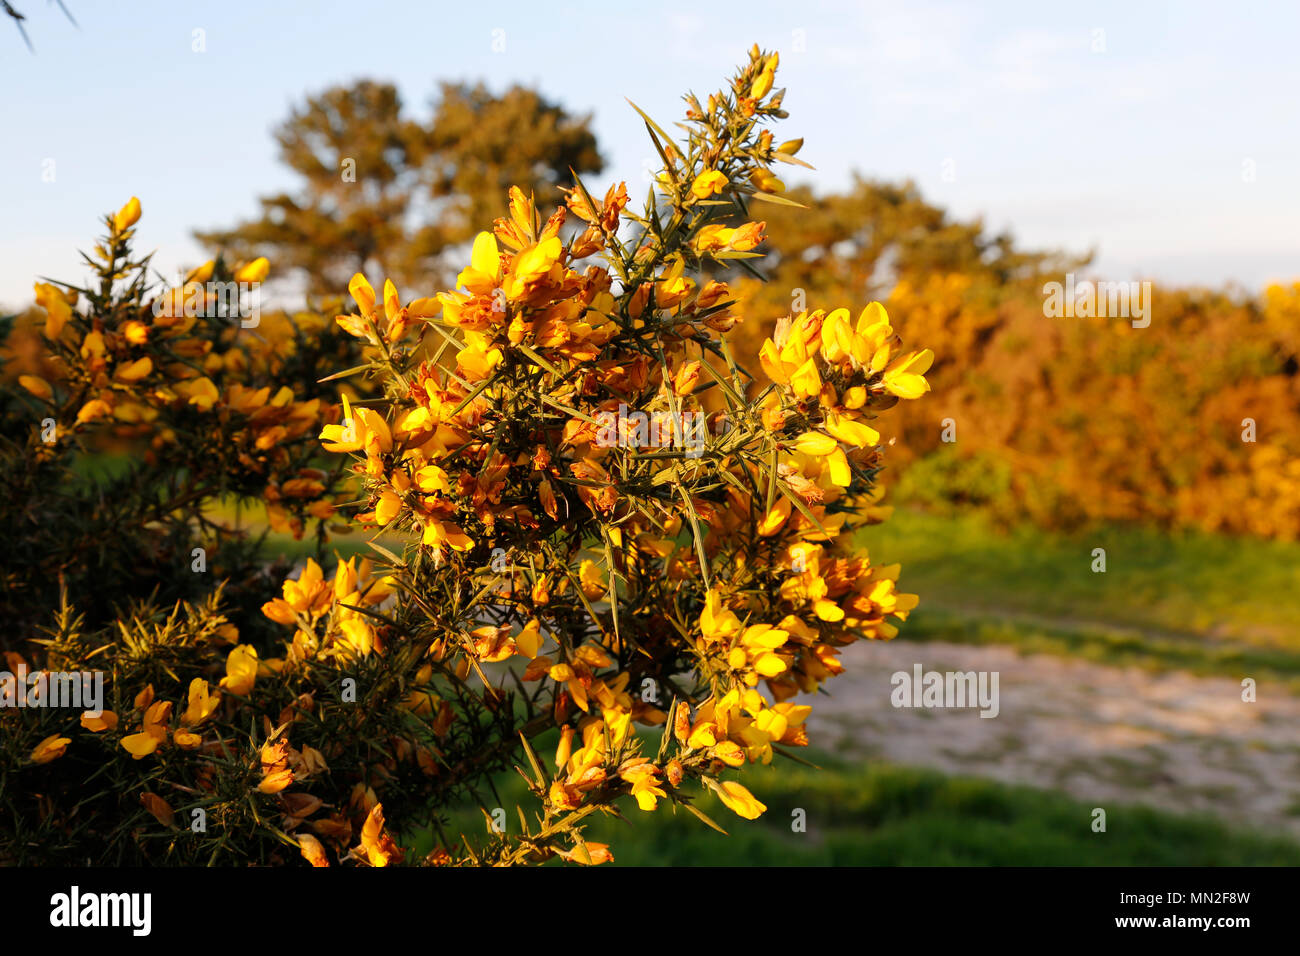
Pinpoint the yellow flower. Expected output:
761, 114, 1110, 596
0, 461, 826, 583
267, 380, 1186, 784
234, 257, 269, 283
413, 464, 451, 494
18, 375, 52, 400
620, 763, 666, 811
258, 767, 295, 794
113, 356, 153, 384
80, 709, 118, 732
175, 376, 219, 411
456, 332, 504, 381
516, 618, 544, 659
339, 617, 375, 657
319, 393, 392, 456
882, 349, 935, 399
31, 734, 71, 765
711, 740, 746, 767
750, 52, 778, 99
729, 220, 767, 250
219, 644, 258, 696
34, 282, 73, 340
112, 196, 142, 233
714, 780, 767, 819
554, 724, 576, 771
355, 406, 395, 457
739, 623, 790, 680
756, 496, 792, 537
121, 701, 172, 760
655, 257, 695, 308
855, 302, 893, 362
180, 678, 219, 726
790, 358, 822, 401
373, 488, 402, 526
319, 393, 362, 453
75, 398, 112, 424
298, 833, 330, 867
185, 260, 215, 284
503, 236, 562, 300
79, 331, 106, 361
673, 360, 701, 396
692, 224, 735, 253
793, 431, 837, 456
121, 732, 161, 759
700, 588, 743, 644
381, 278, 413, 340
826, 447, 851, 487
457, 232, 503, 295
690, 170, 728, 199
824, 411, 879, 448
565, 842, 613, 865
750, 169, 784, 193
357, 803, 404, 867
283, 558, 329, 613
820, 308, 854, 363
349, 273, 377, 316
422, 518, 474, 556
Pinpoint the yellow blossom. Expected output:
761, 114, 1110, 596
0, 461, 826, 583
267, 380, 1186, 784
690, 170, 728, 199
31, 734, 71, 765
112, 196, 142, 233
714, 780, 767, 819
219, 644, 258, 695
234, 257, 269, 283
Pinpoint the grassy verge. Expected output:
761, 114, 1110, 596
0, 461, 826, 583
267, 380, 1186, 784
902, 607, 1300, 689
861, 509, 1300, 652
410, 752, 1300, 866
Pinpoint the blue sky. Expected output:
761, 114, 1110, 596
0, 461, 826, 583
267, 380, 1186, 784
2, 0, 1297, 307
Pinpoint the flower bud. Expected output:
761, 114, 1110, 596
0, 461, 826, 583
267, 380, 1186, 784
112, 196, 141, 233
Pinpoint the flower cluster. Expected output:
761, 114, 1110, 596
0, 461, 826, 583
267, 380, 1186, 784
254, 46, 934, 864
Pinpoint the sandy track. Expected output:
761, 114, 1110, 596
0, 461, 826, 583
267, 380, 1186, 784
805, 639, 1300, 836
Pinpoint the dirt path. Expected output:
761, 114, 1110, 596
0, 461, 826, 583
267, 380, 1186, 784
806, 639, 1300, 836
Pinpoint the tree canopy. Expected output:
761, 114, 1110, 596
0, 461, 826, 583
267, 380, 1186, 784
196, 80, 603, 293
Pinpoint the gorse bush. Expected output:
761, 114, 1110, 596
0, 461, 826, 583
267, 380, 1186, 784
0, 211, 357, 648
729, 250, 1300, 540
877, 276, 1300, 539
1, 199, 363, 864
1, 48, 933, 866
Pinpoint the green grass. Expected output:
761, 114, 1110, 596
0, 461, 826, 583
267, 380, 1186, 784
412, 752, 1300, 866
861, 509, 1300, 651
903, 607, 1300, 688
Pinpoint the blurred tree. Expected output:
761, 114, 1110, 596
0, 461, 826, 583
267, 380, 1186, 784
196, 81, 419, 294
732, 175, 1090, 324
196, 80, 603, 294
405, 81, 604, 272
